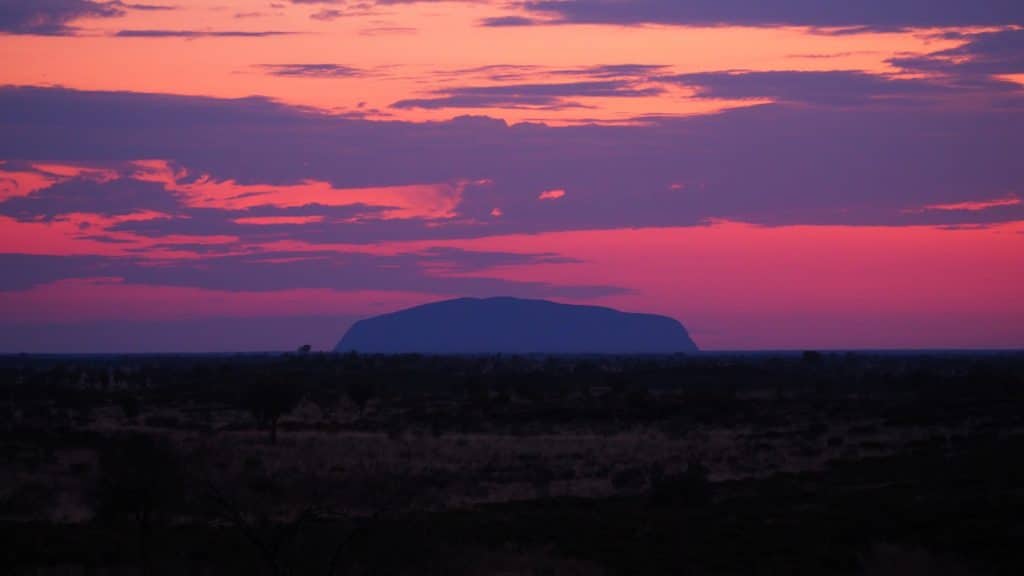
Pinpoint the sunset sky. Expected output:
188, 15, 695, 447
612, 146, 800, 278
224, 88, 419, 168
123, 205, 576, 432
1, 0, 1023, 352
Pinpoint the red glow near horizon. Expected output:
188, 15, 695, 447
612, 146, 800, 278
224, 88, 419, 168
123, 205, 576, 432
2, 215, 1022, 350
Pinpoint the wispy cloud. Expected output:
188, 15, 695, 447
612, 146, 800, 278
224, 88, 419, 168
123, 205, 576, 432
1, 0, 121, 36
479, 16, 541, 27
115, 29, 294, 38
911, 195, 1021, 213
0, 250, 623, 299
0, 1, 176, 36
668, 70, 942, 106
515, 0, 1024, 31
392, 80, 662, 110
259, 63, 365, 78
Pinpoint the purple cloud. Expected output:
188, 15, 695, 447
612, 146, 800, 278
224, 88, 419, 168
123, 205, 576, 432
669, 70, 947, 106
891, 29, 1024, 83
259, 63, 365, 78
663, 30, 1024, 108
0, 250, 622, 298
115, 29, 294, 37
1, 86, 1022, 239
517, 0, 1024, 31
0, 0, 174, 36
0, 177, 179, 221
479, 16, 540, 27
391, 80, 663, 109
0, 0, 121, 35
553, 64, 669, 79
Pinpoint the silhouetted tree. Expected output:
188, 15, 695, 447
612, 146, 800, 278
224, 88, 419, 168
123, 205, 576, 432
802, 350, 823, 365
116, 391, 140, 420
95, 435, 184, 576
346, 379, 374, 414
649, 456, 711, 508
243, 377, 303, 444
308, 383, 341, 422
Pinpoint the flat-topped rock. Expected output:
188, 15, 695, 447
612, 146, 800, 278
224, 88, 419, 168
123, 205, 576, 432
335, 297, 699, 355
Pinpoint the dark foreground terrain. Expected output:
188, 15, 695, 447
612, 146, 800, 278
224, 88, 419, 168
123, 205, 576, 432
2, 351, 1023, 575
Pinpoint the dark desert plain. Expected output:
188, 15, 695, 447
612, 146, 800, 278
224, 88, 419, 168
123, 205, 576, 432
2, 1, 1024, 575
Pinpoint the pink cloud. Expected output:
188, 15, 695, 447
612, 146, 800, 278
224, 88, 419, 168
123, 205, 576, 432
909, 194, 1021, 213
538, 188, 566, 200
32, 163, 119, 183
131, 160, 469, 221
233, 215, 325, 225
0, 165, 59, 201
0, 212, 220, 257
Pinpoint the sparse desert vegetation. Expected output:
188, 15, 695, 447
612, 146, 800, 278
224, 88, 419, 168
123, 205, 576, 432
2, 352, 1023, 574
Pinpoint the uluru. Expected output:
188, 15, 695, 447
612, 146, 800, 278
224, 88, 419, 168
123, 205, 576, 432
335, 297, 699, 355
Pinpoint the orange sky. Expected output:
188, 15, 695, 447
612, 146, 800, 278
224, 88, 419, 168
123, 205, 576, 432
0, 0, 986, 123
